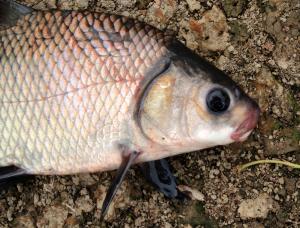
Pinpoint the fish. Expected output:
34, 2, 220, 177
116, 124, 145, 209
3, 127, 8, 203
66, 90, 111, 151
0, 0, 260, 218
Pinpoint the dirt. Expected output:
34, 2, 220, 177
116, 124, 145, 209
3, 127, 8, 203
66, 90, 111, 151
0, 0, 299, 227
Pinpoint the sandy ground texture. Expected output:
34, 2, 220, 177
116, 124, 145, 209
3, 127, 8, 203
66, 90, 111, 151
0, 0, 299, 227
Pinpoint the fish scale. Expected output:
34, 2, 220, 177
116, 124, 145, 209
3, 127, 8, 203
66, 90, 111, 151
0, 10, 171, 173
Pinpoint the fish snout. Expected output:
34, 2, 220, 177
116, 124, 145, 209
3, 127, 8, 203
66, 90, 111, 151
231, 103, 260, 142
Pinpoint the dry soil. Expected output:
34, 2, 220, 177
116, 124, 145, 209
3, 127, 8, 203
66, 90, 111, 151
0, 0, 299, 227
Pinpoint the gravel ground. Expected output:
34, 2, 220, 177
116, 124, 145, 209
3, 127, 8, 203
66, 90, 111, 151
0, 0, 299, 227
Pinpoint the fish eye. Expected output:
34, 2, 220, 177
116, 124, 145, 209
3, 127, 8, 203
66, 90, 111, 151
206, 88, 230, 113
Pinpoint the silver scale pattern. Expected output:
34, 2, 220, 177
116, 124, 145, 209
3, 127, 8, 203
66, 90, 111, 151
0, 10, 171, 173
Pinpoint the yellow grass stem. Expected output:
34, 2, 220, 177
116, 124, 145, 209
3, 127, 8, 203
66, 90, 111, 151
238, 159, 300, 172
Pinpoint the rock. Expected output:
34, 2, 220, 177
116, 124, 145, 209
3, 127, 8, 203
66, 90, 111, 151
264, 0, 299, 40
222, 0, 248, 17
244, 222, 265, 228
147, 0, 177, 26
93, 0, 116, 11
186, 0, 201, 11
255, 67, 293, 119
37, 205, 68, 227
229, 21, 250, 43
262, 1, 300, 83
263, 127, 300, 155
57, 0, 89, 10
75, 195, 94, 215
182, 225, 192, 228
136, 0, 152, 9
238, 193, 279, 219
13, 215, 35, 228
134, 216, 145, 226
65, 216, 79, 226
164, 222, 172, 228
261, 35, 275, 54
77, 173, 97, 186
285, 178, 297, 194
273, 42, 298, 75
177, 185, 205, 201
184, 5, 229, 51
31, 0, 57, 9
217, 55, 230, 70
116, 0, 136, 8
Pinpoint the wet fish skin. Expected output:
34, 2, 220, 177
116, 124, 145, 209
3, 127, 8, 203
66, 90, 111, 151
0, 10, 171, 174
0, 4, 260, 175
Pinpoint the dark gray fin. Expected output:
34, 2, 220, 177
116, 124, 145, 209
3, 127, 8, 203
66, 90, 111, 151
100, 151, 140, 220
139, 159, 178, 198
0, 0, 33, 28
0, 165, 28, 187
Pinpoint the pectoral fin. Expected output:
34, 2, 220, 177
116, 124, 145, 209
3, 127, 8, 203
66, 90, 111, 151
0, 166, 28, 187
101, 151, 140, 220
139, 159, 178, 198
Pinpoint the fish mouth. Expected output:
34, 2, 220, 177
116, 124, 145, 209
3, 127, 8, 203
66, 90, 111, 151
231, 106, 260, 142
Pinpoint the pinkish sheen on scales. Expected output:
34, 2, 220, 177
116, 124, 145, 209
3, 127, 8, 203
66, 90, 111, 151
0, 0, 260, 218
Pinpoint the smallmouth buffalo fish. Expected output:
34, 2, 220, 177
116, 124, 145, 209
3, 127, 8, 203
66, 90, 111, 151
0, 0, 260, 217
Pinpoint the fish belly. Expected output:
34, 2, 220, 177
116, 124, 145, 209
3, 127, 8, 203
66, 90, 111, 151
0, 11, 169, 174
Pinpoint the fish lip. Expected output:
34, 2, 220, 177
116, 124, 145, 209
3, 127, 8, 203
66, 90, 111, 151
231, 106, 260, 142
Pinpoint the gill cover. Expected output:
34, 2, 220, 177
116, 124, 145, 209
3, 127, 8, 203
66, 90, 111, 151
138, 62, 189, 145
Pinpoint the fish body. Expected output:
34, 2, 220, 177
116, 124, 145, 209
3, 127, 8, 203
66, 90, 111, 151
0, 9, 172, 174
0, 2, 260, 175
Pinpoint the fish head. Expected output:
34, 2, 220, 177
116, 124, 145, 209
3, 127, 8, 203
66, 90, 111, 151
138, 46, 260, 153
183, 71, 260, 147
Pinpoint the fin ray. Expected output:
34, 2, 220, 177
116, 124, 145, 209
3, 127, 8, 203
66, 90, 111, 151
0, 0, 32, 28
140, 159, 178, 198
0, 166, 28, 187
101, 151, 140, 220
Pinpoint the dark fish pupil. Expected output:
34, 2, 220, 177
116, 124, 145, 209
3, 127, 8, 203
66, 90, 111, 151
206, 89, 230, 113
